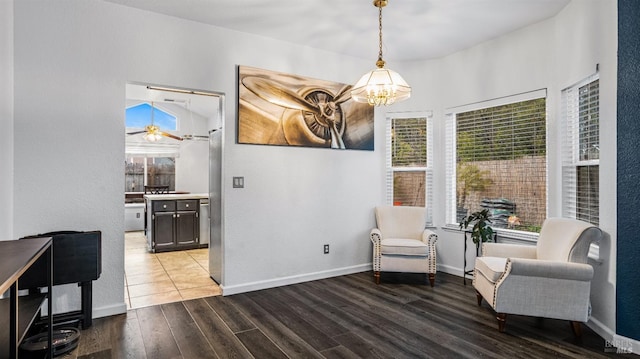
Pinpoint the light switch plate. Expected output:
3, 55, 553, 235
233, 176, 244, 188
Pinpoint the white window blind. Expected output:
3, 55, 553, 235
125, 142, 181, 158
386, 112, 433, 224
445, 114, 457, 224
445, 92, 547, 232
561, 75, 599, 225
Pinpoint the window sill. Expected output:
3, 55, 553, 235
441, 224, 602, 263
442, 224, 538, 242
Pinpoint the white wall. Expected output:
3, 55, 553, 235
174, 108, 210, 193
406, 0, 617, 342
554, 0, 618, 341
176, 140, 209, 193
0, 0, 14, 241
11, 0, 378, 315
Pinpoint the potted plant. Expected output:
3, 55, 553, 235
459, 209, 495, 249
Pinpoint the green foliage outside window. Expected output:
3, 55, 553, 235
392, 118, 427, 167
457, 98, 546, 162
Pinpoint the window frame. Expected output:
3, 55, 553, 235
444, 89, 548, 239
385, 111, 433, 225
561, 74, 600, 225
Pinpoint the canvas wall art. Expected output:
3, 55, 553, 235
237, 65, 374, 150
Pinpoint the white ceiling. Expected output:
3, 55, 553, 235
103, 0, 570, 62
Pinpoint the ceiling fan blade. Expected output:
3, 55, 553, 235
159, 131, 183, 141
127, 130, 147, 135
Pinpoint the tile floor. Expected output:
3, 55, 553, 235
124, 231, 221, 309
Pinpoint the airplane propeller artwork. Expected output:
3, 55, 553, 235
242, 76, 352, 149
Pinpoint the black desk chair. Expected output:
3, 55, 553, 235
144, 185, 169, 194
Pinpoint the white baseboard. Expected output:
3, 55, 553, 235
589, 317, 640, 354
588, 316, 616, 343
437, 263, 464, 277
611, 334, 640, 355
220, 264, 371, 296
93, 302, 127, 319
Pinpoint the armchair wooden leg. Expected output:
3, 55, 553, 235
428, 273, 435, 287
570, 321, 583, 338
374, 271, 380, 285
476, 291, 482, 306
497, 313, 507, 332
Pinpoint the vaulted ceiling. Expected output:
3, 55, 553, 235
103, 0, 571, 62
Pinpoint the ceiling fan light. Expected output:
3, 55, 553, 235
351, 67, 411, 106
143, 132, 161, 142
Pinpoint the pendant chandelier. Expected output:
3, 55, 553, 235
351, 0, 411, 106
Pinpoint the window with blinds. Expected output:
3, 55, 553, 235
562, 75, 599, 225
386, 113, 433, 224
125, 156, 176, 192
445, 94, 547, 232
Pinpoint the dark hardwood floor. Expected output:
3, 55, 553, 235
65, 272, 637, 358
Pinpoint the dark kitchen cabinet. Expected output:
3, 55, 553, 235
150, 200, 199, 252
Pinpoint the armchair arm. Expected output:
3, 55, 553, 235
492, 258, 595, 320
482, 243, 536, 259
421, 229, 438, 245
370, 228, 382, 272
506, 258, 594, 281
370, 228, 382, 244
422, 230, 438, 275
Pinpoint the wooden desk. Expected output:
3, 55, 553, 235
0, 237, 53, 359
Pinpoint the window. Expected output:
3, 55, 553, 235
125, 103, 179, 193
446, 91, 547, 233
562, 75, 599, 225
386, 112, 433, 224
126, 103, 177, 131
125, 157, 176, 192
125, 157, 144, 192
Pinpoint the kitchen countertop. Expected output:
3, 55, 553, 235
144, 193, 209, 201
125, 202, 145, 207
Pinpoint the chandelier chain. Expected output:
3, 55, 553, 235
378, 4, 383, 62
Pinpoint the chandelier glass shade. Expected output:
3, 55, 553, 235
351, 65, 411, 106
351, 0, 411, 106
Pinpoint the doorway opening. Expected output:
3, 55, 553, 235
123, 83, 224, 309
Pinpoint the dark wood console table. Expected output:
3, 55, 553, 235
0, 237, 53, 359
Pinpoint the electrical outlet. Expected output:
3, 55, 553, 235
324, 244, 330, 254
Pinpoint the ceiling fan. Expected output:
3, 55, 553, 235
126, 101, 183, 142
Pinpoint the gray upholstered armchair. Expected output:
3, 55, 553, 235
473, 217, 602, 335
370, 206, 438, 286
